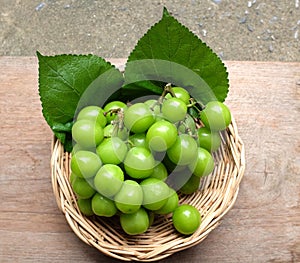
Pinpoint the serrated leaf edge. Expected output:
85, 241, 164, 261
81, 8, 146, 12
124, 8, 229, 102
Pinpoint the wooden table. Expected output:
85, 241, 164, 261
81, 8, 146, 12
0, 57, 299, 262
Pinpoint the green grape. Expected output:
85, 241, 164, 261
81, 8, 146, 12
76, 105, 107, 128
140, 178, 170, 211
154, 188, 179, 215
96, 137, 128, 165
69, 172, 77, 185
124, 147, 155, 179
163, 154, 188, 173
103, 100, 127, 124
71, 176, 96, 199
200, 101, 231, 131
144, 99, 161, 115
103, 123, 128, 140
165, 167, 193, 191
71, 143, 94, 154
189, 147, 215, 177
161, 98, 187, 123
129, 133, 149, 149
172, 204, 201, 235
146, 120, 178, 152
148, 211, 155, 227
77, 198, 94, 216
86, 176, 96, 189
124, 102, 155, 133
71, 150, 102, 179
197, 127, 221, 152
91, 193, 117, 217
178, 114, 197, 135
114, 180, 143, 214
167, 134, 198, 166
94, 164, 124, 197
149, 162, 168, 181
165, 87, 190, 104
72, 119, 104, 148
179, 174, 201, 194
103, 124, 112, 137
120, 207, 149, 235
71, 144, 82, 154
144, 99, 164, 121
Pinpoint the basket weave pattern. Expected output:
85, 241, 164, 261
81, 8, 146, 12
50, 117, 245, 261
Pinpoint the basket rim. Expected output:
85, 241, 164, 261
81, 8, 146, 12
50, 116, 245, 262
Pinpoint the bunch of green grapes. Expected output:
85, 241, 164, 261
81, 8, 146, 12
70, 85, 231, 236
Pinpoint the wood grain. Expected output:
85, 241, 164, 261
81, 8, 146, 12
0, 57, 299, 262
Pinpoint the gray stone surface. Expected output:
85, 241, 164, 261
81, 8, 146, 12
1, 0, 299, 61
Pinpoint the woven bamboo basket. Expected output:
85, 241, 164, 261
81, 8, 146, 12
50, 116, 245, 262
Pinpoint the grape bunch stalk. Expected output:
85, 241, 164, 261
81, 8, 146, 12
70, 84, 232, 236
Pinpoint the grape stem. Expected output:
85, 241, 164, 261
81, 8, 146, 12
126, 139, 135, 148
177, 119, 198, 139
158, 83, 176, 104
110, 108, 125, 134
116, 108, 125, 129
186, 99, 197, 108
104, 108, 121, 117
188, 98, 205, 110
187, 98, 206, 118
197, 100, 206, 110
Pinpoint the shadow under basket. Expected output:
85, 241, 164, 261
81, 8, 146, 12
50, 117, 245, 262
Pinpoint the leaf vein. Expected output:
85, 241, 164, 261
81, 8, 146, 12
43, 59, 81, 97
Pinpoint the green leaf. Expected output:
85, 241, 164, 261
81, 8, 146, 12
123, 7, 229, 104
52, 121, 73, 132
37, 52, 124, 151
